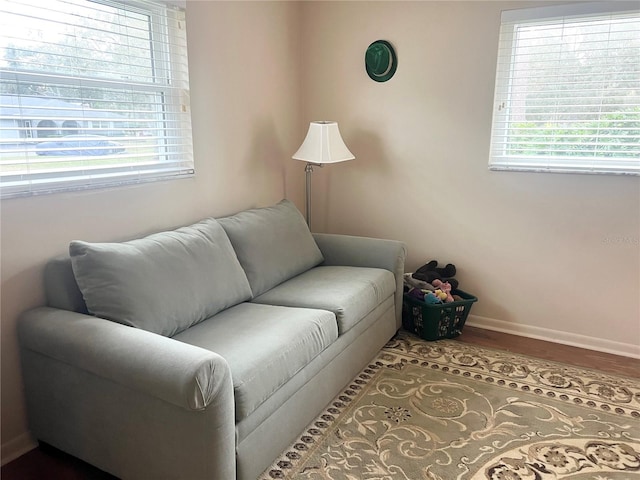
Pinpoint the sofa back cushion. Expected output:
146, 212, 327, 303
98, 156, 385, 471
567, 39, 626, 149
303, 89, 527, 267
218, 199, 324, 297
69, 218, 252, 337
44, 256, 90, 314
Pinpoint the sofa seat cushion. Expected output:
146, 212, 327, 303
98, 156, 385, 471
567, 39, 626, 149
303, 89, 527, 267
252, 266, 396, 335
172, 302, 337, 422
69, 218, 252, 337
218, 200, 324, 297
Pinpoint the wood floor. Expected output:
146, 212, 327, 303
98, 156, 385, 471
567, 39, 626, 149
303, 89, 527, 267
457, 326, 640, 379
3, 326, 638, 479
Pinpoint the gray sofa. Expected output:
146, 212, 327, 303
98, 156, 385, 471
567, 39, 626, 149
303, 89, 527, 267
18, 199, 406, 480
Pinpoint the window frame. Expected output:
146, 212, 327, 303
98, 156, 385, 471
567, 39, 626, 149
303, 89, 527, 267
488, 1, 640, 175
0, 0, 194, 198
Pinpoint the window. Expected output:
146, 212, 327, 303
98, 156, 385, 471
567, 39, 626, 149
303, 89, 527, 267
0, 0, 193, 198
489, 2, 640, 175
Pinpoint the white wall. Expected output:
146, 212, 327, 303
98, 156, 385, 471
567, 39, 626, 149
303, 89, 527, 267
0, 1, 304, 463
300, 1, 640, 355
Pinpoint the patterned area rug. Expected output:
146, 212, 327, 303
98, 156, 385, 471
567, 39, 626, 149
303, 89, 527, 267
259, 331, 640, 480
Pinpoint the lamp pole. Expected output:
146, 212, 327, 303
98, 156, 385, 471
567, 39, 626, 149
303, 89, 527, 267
304, 163, 324, 228
305, 163, 313, 227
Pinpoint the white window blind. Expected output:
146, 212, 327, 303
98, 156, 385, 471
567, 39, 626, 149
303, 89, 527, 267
0, 0, 194, 198
489, 2, 640, 175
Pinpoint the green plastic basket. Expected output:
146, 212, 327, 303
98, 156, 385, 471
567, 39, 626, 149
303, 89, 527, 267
402, 289, 478, 341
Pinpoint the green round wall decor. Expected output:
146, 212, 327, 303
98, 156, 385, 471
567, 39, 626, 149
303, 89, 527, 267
365, 40, 397, 82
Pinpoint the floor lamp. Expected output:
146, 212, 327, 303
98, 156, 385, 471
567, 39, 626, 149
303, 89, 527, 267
292, 121, 355, 228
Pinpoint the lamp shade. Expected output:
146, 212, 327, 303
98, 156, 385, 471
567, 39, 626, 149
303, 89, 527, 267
292, 121, 355, 164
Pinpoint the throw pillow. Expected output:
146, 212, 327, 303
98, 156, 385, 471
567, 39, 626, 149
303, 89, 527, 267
70, 218, 252, 337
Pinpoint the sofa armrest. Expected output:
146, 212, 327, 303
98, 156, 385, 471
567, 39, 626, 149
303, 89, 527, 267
313, 233, 406, 272
18, 307, 231, 411
313, 233, 407, 328
18, 307, 236, 479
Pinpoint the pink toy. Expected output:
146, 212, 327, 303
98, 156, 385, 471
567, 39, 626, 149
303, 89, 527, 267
432, 279, 454, 303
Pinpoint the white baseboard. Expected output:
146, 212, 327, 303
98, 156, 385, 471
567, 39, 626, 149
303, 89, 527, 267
466, 314, 640, 360
1, 432, 37, 466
